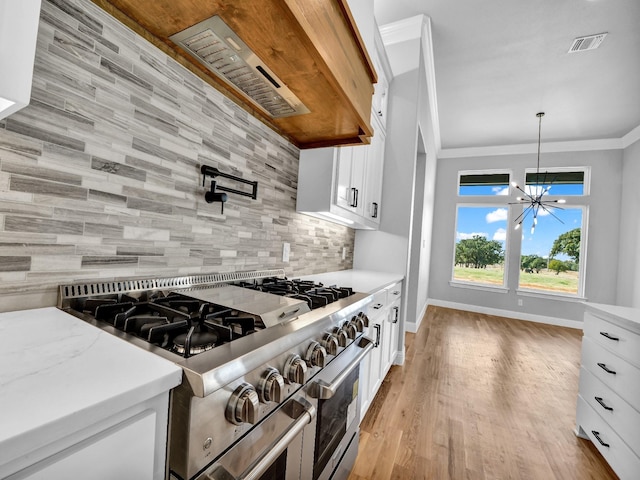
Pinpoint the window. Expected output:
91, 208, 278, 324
518, 168, 588, 296
454, 205, 508, 287
453, 168, 589, 297
453, 171, 511, 288
459, 172, 509, 196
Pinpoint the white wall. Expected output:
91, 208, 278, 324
617, 138, 640, 306
428, 149, 623, 324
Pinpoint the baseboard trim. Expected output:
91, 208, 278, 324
417, 298, 584, 330
405, 302, 429, 333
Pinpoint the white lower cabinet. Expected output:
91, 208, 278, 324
384, 282, 402, 371
576, 306, 640, 480
15, 411, 157, 480
360, 281, 402, 421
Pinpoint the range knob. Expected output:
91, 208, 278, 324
351, 315, 365, 333
284, 354, 308, 384
333, 327, 348, 347
225, 383, 259, 425
306, 341, 327, 368
258, 367, 284, 403
321, 333, 339, 356
342, 321, 357, 340
357, 311, 369, 327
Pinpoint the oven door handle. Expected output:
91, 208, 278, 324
206, 398, 316, 480
312, 337, 374, 400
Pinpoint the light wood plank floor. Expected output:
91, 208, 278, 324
349, 306, 619, 480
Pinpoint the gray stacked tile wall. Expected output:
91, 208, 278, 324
0, 0, 354, 309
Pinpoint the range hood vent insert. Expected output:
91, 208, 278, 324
170, 16, 310, 118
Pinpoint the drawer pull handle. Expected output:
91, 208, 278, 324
591, 431, 610, 448
597, 362, 616, 375
599, 331, 620, 341
594, 396, 614, 411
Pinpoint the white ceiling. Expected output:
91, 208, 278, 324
374, 0, 640, 151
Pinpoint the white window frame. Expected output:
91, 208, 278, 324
515, 166, 590, 299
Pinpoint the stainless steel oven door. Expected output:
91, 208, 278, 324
303, 336, 374, 480
194, 396, 315, 480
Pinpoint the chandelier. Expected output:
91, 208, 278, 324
511, 112, 566, 234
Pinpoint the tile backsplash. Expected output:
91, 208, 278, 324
0, 0, 353, 310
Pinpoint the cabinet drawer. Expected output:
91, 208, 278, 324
584, 312, 640, 368
579, 366, 640, 456
385, 282, 402, 301
581, 337, 640, 410
576, 396, 640, 480
369, 289, 387, 314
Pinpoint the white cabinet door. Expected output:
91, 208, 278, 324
335, 145, 367, 216
335, 146, 355, 210
367, 314, 384, 404
371, 60, 389, 128
18, 411, 156, 480
385, 282, 402, 368
363, 124, 385, 224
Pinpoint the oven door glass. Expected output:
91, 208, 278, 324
256, 450, 287, 480
313, 365, 359, 480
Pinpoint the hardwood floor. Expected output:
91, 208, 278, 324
349, 306, 619, 480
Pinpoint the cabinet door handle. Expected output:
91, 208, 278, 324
350, 187, 357, 207
599, 331, 619, 341
372, 202, 378, 218
591, 431, 610, 448
354, 188, 359, 208
393, 306, 399, 324
594, 396, 614, 411
597, 362, 616, 375
372, 303, 383, 310
373, 324, 381, 347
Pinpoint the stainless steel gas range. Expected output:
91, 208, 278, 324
58, 269, 373, 480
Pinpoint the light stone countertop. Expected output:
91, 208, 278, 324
296, 269, 404, 294
0, 307, 182, 476
585, 302, 640, 332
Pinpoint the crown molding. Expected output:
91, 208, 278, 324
622, 124, 640, 148
439, 137, 627, 159
379, 15, 441, 153
379, 15, 425, 45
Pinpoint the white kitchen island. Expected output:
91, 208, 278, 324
0, 307, 182, 480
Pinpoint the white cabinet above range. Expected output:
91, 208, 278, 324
297, 123, 385, 230
0, 0, 41, 120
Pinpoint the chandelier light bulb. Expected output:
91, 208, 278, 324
557, 199, 566, 204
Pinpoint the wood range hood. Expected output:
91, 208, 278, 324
91, 0, 377, 149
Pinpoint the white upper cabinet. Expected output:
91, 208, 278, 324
297, 138, 383, 230
0, 0, 41, 120
371, 46, 390, 129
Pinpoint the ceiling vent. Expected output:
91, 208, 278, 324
568, 33, 607, 53
170, 16, 310, 118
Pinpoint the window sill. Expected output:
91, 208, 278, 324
516, 289, 587, 302
449, 281, 509, 294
